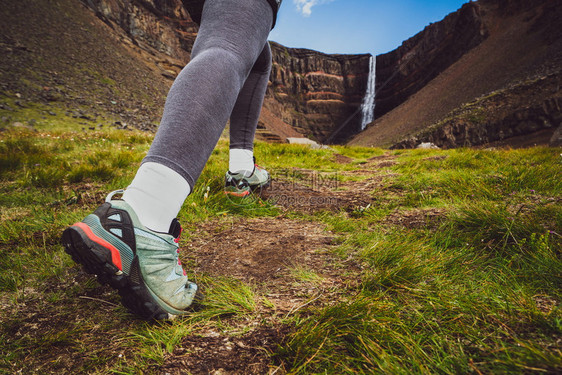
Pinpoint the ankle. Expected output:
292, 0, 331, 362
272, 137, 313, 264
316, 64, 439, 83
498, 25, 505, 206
123, 162, 191, 232
229, 148, 254, 176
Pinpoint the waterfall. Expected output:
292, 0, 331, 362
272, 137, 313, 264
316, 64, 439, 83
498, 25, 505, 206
360, 55, 376, 130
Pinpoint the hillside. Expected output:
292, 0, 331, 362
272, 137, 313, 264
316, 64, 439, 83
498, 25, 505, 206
350, 0, 562, 148
0, 0, 174, 132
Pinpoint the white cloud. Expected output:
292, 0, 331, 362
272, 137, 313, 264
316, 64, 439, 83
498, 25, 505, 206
294, 0, 333, 17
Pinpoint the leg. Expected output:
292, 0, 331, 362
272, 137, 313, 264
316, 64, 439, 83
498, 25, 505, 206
124, 0, 273, 231
62, 0, 274, 319
228, 43, 272, 175
144, 0, 273, 189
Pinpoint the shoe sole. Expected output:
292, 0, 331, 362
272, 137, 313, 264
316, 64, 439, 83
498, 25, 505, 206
224, 190, 251, 197
224, 176, 271, 197
61, 225, 170, 320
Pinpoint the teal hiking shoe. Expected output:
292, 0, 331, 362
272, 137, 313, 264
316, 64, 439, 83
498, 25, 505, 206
224, 158, 271, 197
61, 190, 198, 320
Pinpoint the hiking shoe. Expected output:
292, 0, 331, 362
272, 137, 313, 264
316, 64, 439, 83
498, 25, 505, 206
61, 190, 198, 320
224, 158, 271, 197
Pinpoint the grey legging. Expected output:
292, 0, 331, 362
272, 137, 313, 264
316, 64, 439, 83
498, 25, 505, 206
143, 0, 273, 189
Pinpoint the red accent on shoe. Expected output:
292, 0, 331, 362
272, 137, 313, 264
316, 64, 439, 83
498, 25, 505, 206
174, 226, 183, 243
224, 190, 251, 197
73, 222, 123, 271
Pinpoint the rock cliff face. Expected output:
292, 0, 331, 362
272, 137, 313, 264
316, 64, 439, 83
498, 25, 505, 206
351, 0, 562, 148
81, 0, 198, 75
374, 1, 488, 119
391, 73, 562, 149
80, 0, 371, 143
267, 43, 371, 143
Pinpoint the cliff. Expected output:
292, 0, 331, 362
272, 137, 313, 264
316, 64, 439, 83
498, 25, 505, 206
267, 43, 371, 143
350, 0, 562, 148
374, 1, 488, 119
77, 0, 371, 143
80, 0, 198, 75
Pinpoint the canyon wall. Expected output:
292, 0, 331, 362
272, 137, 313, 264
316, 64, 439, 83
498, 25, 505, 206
80, 0, 198, 75
374, 1, 489, 119
267, 43, 371, 143
351, 0, 561, 148
80, 0, 371, 143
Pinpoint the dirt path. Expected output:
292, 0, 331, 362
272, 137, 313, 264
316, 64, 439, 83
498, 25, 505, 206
156, 155, 402, 374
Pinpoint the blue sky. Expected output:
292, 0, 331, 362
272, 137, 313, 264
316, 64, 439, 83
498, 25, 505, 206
270, 0, 469, 56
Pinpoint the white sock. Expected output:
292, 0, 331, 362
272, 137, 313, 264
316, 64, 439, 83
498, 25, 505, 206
122, 162, 191, 233
229, 148, 254, 176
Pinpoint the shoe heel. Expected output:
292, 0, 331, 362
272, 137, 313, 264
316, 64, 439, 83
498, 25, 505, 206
61, 226, 121, 279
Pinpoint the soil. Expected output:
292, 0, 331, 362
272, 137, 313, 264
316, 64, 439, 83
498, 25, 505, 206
160, 325, 292, 375
384, 207, 445, 229
262, 155, 399, 214
187, 217, 336, 283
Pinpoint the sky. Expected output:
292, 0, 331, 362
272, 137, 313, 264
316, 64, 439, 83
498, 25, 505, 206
269, 0, 470, 56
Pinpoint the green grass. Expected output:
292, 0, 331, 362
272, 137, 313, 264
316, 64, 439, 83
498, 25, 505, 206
0, 110, 560, 374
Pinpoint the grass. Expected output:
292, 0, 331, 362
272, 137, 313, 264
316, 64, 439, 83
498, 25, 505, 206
0, 107, 560, 374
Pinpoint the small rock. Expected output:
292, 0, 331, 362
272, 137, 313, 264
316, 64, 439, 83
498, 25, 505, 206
44, 92, 61, 102
48, 111, 56, 116
11, 121, 34, 130
416, 142, 440, 149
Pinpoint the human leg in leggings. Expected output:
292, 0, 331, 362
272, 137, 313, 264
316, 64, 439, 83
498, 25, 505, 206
62, 0, 276, 319
228, 43, 272, 174
122, 0, 273, 232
